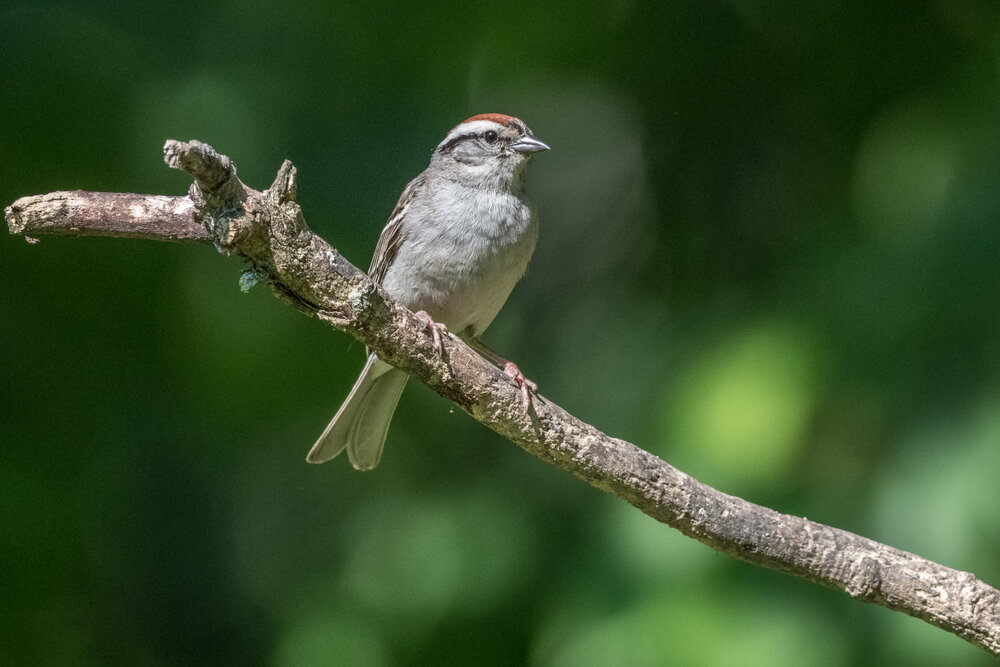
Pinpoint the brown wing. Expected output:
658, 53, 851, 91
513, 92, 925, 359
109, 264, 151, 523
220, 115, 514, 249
368, 172, 426, 283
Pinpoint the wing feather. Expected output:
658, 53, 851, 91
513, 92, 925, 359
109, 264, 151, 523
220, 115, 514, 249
368, 172, 426, 283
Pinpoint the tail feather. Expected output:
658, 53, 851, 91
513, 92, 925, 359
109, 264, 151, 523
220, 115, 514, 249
307, 355, 409, 470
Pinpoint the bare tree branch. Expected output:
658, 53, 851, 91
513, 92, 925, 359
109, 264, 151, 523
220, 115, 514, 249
6, 140, 999, 656
5, 191, 209, 242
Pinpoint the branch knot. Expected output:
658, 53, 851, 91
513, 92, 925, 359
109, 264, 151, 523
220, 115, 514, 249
165, 140, 249, 252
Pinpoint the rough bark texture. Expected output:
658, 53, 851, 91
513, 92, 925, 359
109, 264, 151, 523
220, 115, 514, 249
5, 191, 209, 242
6, 140, 999, 656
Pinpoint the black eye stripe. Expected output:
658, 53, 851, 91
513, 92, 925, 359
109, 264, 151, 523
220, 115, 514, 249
437, 127, 506, 154
436, 134, 468, 154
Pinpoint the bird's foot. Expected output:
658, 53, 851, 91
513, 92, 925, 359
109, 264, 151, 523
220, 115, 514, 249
414, 310, 449, 355
503, 362, 538, 410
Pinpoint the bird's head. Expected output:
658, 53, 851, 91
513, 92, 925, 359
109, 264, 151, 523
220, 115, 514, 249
431, 113, 549, 190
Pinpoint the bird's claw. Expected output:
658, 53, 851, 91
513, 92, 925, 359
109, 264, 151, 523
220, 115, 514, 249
503, 362, 537, 410
415, 310, 449, 355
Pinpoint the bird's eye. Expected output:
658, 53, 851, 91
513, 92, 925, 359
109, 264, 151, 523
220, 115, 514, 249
483, 130, 498, 144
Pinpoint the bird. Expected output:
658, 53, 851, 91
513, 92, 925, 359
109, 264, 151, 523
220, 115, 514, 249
307, 113, 549, 470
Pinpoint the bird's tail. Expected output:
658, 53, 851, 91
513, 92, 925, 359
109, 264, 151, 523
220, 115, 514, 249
306, 355, 409, 470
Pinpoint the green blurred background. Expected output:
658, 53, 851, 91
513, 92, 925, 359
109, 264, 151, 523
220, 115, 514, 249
3, 1, 999, 664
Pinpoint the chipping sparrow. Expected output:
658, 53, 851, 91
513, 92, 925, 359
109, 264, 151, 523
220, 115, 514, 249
307, 113, 549, 470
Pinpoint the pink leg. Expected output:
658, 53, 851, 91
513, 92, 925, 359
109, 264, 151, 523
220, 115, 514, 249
414, 310, 449, 354
503, 362, 538, 410
468, 337, 537, 410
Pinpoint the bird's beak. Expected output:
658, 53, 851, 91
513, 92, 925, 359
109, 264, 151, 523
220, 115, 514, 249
512, 135, 550, 154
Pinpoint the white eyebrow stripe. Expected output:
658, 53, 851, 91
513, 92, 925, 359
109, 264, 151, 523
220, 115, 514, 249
437, 120, 506, 147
